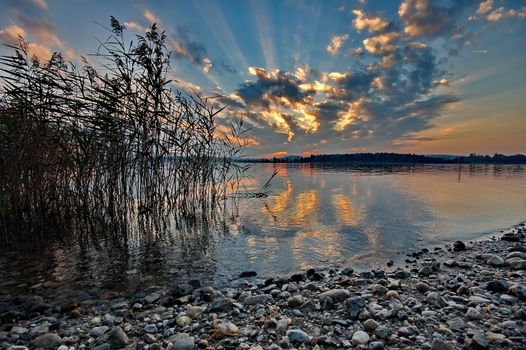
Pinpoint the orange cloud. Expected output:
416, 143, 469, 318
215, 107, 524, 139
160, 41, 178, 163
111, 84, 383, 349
326, 34, 349, 55
352, 9, 390, 33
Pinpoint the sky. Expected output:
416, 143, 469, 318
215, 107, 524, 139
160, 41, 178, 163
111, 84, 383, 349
0, 0, 525, 157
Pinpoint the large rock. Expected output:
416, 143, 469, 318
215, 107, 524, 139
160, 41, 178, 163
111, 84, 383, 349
172, 283, 193, 297
318, 289, 350, 304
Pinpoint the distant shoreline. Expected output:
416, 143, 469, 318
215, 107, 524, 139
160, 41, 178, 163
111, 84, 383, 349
238, 152, 526, 165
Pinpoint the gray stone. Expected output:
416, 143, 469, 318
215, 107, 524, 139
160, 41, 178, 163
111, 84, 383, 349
507, 257, 526, 270
486, 280, 508, 293
447, 318, 466, 332
363, 318, 379, 332
368, 341, 385, 350
346, 297, 365, 319
431, 339, 455, 350
209, 297, 233, 312
144, 324, 158, 333
472, 332, 489, 349
286, 329, 309, 344
415, 282, 430, 293
374, 326, 392, 339
102, 327, 128, 349
144, 292, 161, 304
466, 307, 482, 320
243, 294, 271, 305
90, 326, 109, 337
394, 270, 411, 279
318, 289, 350, 303
487, 255, 505, 266
426, 292, 447, 308
352, 331, 370, 345
173, 336, 194, 350
419, 266, 434, 277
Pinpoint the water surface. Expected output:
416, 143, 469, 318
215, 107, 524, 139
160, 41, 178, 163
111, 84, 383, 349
1, 163, 525, 297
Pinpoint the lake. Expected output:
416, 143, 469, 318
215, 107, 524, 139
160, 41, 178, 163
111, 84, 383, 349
1, 163, 525, 296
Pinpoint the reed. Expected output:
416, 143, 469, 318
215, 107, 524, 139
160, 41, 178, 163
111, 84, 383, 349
0, 18, 251, 243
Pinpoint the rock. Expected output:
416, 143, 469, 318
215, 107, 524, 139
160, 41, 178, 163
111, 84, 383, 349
30, 333, 62, 349
374, 326, 392, 339
93, 345, 111, 350
346, 297, 365, 319
448, 318, 466, 332
276, 318, 291, 334
214, 321, 238, 337
144, 333, 156, 344
173, 336, 194, 350
239, 271, 257, 278
243, 294, 271, 305
468, 296, 491, 305
363, 319, 379, 332
415, 282, 430, 293
507, 257, 526, 270
510, 284, 526, 299
10, 326, 28, 335
466, 307, 482, 320
24, 295, 44, 309
172, 283, 193, 297
426, 292, 447, 308
369, 341, 385, 350
286, 329, 309, 344
487, 255, 505, 266
386, 290, 400, 299
318, 289, 350, 303
431, 339, 455, 350
90, 326, 109, 337
144, 324, 158, 333
176, 315, 192, 327
486, 280, 508, 293
453, 240, 466, 251
394, 270, 411, 279
419, 266, 434, 277
472, 331, 489, 349
144, 292, 161, 304
187, 306, 205, 319
485, 332, 505, 343
351, 331, 370, 346
209, 297, 233, 312
287, 295, 304, 308
187, 279, 202, 289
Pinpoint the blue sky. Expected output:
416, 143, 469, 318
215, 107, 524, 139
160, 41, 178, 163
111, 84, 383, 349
1, 0, 525, 157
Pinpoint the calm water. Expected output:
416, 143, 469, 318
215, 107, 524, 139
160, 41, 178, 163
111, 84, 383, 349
1, 163, 525, 296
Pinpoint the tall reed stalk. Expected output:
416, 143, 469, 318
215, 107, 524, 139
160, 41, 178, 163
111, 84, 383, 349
0, 18, 250, 242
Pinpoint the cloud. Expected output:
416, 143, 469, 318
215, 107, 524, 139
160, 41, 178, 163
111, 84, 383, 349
398, 0, 475, 38
363, 32, 399, 55
476, 0, 493, 15
143, 9, 159, 23
0, 25, 25, 44
352, 9, 390, 33
326, 34, 349, 55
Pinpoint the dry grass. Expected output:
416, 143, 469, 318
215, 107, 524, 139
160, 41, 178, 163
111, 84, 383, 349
0, 18, 251, 243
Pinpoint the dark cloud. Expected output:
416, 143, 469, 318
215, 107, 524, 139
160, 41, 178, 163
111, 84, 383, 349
399, 0, 478, 38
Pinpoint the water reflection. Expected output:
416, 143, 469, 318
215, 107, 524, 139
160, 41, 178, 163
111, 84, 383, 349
1, 163, 525, 297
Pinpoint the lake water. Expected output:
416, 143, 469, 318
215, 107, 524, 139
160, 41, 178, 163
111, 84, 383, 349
1, 163, 525, 296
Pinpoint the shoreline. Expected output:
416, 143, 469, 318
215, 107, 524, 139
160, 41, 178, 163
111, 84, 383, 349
1, 224, 525, 349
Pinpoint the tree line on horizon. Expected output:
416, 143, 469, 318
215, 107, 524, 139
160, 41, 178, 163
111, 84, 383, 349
240, 152, 526, 164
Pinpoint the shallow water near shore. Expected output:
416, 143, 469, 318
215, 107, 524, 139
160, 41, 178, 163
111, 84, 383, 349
1, 163, 525, 297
